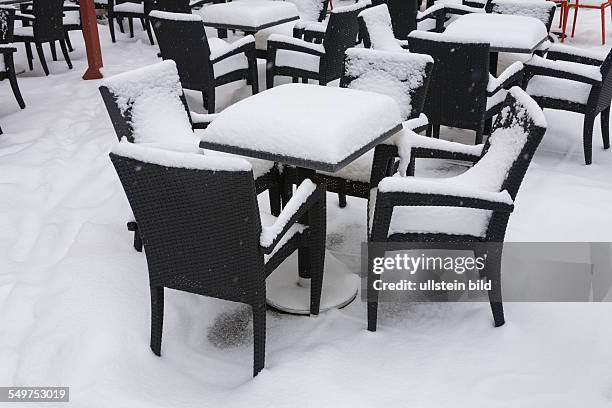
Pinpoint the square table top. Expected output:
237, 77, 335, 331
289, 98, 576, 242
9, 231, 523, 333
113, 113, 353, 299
196, 0, 300, 32
443, 13, 548, 53
198, 84, 403, 173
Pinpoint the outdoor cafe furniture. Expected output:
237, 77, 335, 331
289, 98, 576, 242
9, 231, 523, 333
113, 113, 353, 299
266, 2, 365, 88
107, 0, 155, 45
316, 48, 434, 207
199, 82, 403, 313
150, 11, 258, 114
98, 61, 280, 249
109, 141, 327, 377
195, 0, 299, 56
0, 7, 26, 110
367, 87, 547, 331
524, 44, 612, 164
443, 13, 549, 75
408, 30, 524, 144
486, 0, 557, 37
13, 0, 72, 75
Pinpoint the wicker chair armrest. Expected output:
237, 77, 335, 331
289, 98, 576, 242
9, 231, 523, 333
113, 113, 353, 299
546, 44, 607, 66
525, 56, 602, 85
0, 45, 17, 53
191, 112, 218, 130
14, 12, 35, 21
260, 180, 325, 254
189, 0, 208, 9
267, 34, 326, 56
487, 61, 524, 96
64, 4, 80, 11
376, 179, 515, 212
416, 3, 444, 20
398, 39, 409, 49
210, 35, 256, 63
403, 113, 429, 133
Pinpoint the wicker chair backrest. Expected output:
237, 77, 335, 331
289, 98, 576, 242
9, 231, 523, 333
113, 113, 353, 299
31, 0, 65, 42
154, 0, 191, 13
322, 3, 366, 80
0, 7, 14, 44
358, 4, 401, 51
486, 0, 556, 32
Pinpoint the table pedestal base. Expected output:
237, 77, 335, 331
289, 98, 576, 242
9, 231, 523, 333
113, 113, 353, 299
266, 251, 360, 315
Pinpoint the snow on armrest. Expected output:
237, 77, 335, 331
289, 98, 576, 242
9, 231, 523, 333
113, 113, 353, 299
487, 61, 523, 94
210, 35, 255, 61
303, 21, 327, 33
191, 112, 218, 124
260, 179, 318, 249
439, 2, 486, 14
403, 113, 429, 131
268, 33, 326, 54
409, 133, 484, 156
416, 3, 444, 19
526, 55, 602, 83
547, 43, 608, 64
14, 11, 35, 20
378, 177, 514, 205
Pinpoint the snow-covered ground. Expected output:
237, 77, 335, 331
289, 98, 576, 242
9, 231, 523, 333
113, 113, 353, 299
1, 3, 612, 407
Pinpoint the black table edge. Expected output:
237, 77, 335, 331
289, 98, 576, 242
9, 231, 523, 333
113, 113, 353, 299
199, 123, 404, 173
201, 15, 300, 33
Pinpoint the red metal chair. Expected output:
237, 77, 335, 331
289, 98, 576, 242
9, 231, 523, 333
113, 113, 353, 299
563, 0, 612, 44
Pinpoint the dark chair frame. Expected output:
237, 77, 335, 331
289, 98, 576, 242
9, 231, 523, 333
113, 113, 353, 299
109, 145, 327, 377
408, 32, 523, 144
0, 7, 25, 111
366, 90, 547, 331
267, 3, 365, 88
108, 0, 155, 45
14, 0, 72, 76
150, 11, 259, 113
486, 0, 556, 34
524, 45, 612, 164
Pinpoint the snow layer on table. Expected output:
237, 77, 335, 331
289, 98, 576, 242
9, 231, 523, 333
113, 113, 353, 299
202, 84, 402, 165
112, 141, 252, 172
197, 1, 299, 27
260, 179, 315, 247
548, 43, 608, 61
358, 4, 403, 52
526, 75, 592, 104
409, 29, 486, 45
344, 48, 432, 119
149, 10, 202, 21
490, 0, 556, 26
527, 55, 602, 81
443, 13, 548, 49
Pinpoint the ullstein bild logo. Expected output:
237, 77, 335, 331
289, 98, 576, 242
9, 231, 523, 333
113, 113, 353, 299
361, 242, 612, 303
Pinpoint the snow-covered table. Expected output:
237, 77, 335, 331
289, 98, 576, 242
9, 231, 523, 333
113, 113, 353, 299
199, 83, 403, 314
196, 0, 300, 47
444, 13, 549, 73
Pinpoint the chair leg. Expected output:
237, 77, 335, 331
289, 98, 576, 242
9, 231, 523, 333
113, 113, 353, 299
5, 54, 25, 109
59, 40, 72, 69
150, 286, 164, 356
475, 121, 486, 145
65, 31, 74, 52
268, 186, 281, 216
109, 15, 117, 42
206, 91, 215, 114
337, 193, 347, 208
145, 18, 155, 45
583, 113, 595, 165
24, 42, 33, 70
128, 17, 134, 38
571, 6, 579, 38
35, 43, 49, 76
432, 124, 440, 139
252, 302, 266, 377
561, 3, 570, 41
49, 41, 58, 61
118, 17, 125, 33
267, 69, 275, 90
486, 249, 505, 327
601, 107, 610, 149
140, 17, 146, 30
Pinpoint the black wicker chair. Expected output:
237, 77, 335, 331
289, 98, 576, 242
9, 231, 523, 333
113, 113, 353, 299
150, 10, 258, 113
266, 2, 366, 88
109, 141, 327, 377
0, 7, 25, 110
524, 44, 612, 164
408, 31, 524, 144
13, 0, 72, 76
312, 48, 433, 208
108, 0, 155, 45
154, 0, 191, 12
62, 3, 81, 52
367, 87, 547, 331
99, 61, 281, 250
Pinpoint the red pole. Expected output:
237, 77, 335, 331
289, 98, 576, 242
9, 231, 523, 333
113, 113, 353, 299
79, 0, 103, 80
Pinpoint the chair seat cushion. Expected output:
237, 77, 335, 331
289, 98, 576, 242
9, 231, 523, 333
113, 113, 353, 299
275, 49, 321, 73
526, 75, 591, 104
13, 26, 34, 38
388, 203, 491, 237
114, 2, 144, 13
208, 37, 249, 78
